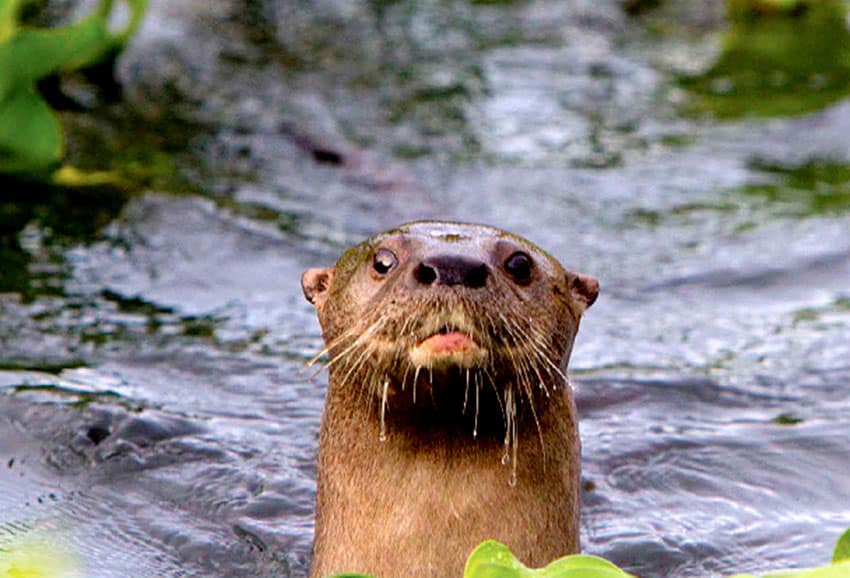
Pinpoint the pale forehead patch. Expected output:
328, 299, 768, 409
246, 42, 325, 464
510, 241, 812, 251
401, 221, 501, 241
428, 228, 468, 241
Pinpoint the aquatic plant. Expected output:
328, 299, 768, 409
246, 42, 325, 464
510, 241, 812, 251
679, 0, 850, 118
739, 159, 850, 217
329, 527, 850, 578
0, 0, 147, 176
460, 541, 633, 578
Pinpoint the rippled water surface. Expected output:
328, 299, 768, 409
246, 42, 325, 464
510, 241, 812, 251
2, 0, 850, 576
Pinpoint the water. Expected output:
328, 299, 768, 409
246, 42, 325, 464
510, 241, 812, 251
2, 0, 850, 576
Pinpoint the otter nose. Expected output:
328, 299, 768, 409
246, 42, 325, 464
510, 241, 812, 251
413, 255, 489, 288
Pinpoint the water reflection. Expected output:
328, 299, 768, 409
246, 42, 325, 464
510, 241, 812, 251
0, 178, 128, 301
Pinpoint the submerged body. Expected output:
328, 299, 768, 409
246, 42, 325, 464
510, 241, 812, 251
302, 222, 598, 578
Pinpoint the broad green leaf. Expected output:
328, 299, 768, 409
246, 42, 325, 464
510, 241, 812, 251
464, 541, 632, 578
0, 0, 148, 175
464, 540, 531, 578
0, 85, 61, 173
7, 18, 110, 84
542, 554, 627, 575
317, 529, 850, 578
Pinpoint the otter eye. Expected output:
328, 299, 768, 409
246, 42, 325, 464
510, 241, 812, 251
504, 251, 532, 283
373, 248, 398, 275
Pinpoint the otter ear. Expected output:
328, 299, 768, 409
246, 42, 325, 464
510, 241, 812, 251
567, 272, 599, 311
301, 268, 334, 308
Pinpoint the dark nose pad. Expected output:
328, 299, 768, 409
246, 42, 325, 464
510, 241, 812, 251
413, 255, 489, 288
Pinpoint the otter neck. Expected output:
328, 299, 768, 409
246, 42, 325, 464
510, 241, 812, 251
330, 366, 563, 448
312, 368, 581, 578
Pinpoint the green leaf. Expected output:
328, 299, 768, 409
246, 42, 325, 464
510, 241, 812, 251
541, 554, 628, 576
679, 0, 850, 119
0, 0, 21, 43
834, 528, 850, 564
0, 84, 62, 173
112, 0, 149, 46
11, 0, 122, 81
0, 0, 147, 176
463, 541, 633, 578
464, 541, 532, 578
291, 530, 850, 578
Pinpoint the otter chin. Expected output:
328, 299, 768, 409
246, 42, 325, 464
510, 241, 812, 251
302, 221, 598, 578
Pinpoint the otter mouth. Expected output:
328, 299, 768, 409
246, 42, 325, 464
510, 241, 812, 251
409, 324, 489, 369
419, 327, 477, 353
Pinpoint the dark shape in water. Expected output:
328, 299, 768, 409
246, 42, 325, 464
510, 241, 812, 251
86, 425, 111, 445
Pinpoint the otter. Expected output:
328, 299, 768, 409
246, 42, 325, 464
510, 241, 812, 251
302, 221, 598, 578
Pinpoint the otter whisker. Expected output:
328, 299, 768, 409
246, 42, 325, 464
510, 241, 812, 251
490, 308, 551, 468
499, 311, 569, 386
379, 379, 390, 442
305, 325, 362, 377
502, 384, 514, 461
400, 362, 411, 392
427, 362, 438, 409
412, 365, 421, 405
463, 368, 471, 414
338, 331, 385, 395
349, 347, 381, 410
481, 365, 506, 425
517, 356, 547, 466
325, 320, 384, 371
305, 345, 332, 369
473, 372, 481, 439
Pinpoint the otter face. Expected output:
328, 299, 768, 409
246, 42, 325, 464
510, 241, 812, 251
302, 222, 598, 419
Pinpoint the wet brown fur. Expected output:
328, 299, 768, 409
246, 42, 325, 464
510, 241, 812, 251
303, 222, 598, 578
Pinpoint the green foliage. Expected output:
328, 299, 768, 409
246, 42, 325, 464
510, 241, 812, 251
739, 159, 850, 217
679, 0, 850, 119
462, 541, 632, 578
834, 528, 850, 564
0, 0, 148, 176
328, 529, 850, 578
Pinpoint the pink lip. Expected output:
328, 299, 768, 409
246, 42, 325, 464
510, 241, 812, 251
416, 331, 477, 354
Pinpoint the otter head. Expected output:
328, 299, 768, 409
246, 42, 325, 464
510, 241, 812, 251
302, 221, 598, 431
